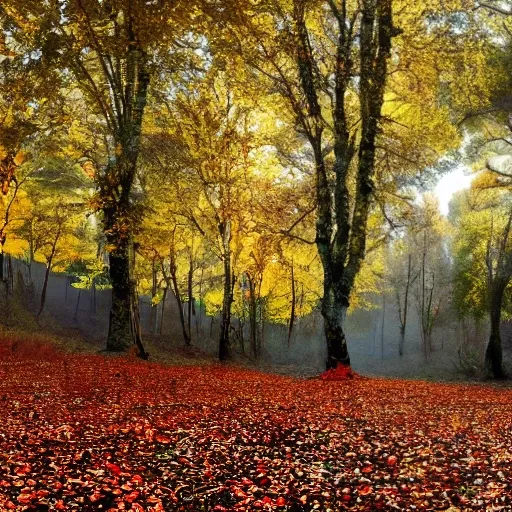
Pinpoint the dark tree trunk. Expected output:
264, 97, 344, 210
218, 218, 234, 361
38, 227, 61, 317
38, 263, 52, 317
150, 258, 157, 333
248, 275, 258, 359
98, 30, 150, 355
0, 250, 6, 299
7, 254, 13, 294
219, 253, 233, 361
197, 268, 203, 336
322, 279, 350, 369
130, 245, 148, 360
187, 253, 194, 340
170, 264, 191, 346
399, 324, 406, 357
159, 287, 167, 335
287, 260, 296, 346
485, 282, 506, 379
161, 249, 191, 346
397, 254, 415, 356
74, 289, 81, 321
106, 237, 132, 351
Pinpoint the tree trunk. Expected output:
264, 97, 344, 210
219, 220, 233, 361
129, 244, 148, 360
248, 275, 258, 359
38, 263, 51, 317
162, 251, 191, 346
159, 287, 167, 335
74, 289, 81, 321
399, 324, 406, 357
150, 257, 157, 333
219, 254, 232, 361
322, 279, 350, 369
170, 265, 191, 346
398, 253, 413, 357
106, 238, 132, 351
101, 38, 150, 354
187, 253, 193, 340
485, 282, 506, 379
7, 254, 13, 294
381, 294, 386, 360
287, 260, 296, 347
38, 227, 61, 317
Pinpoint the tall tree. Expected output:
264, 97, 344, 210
1, 0, 216, 355
225, 0, 398, 368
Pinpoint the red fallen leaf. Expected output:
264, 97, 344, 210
262, 496, 272, 505
155, 435, 171, 444
17, 493, 33, 503
4, 501, 16, 509
89, 492, 102, 502
232, 487, 247, 498
131, 475, 143, 485
125, 491, 140, 503
387, 455, 398, 466
36, 489, 49, 497
131, 504, 145, 512
276, 497, 286, 506
106, 462, 121, 475
55, 500, 66, 509
241, 477, 253, 486
362, 464, 373, 473
15, 464, 31, 475
359, 485, 373, 496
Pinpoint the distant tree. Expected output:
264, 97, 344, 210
387, 241, 418, 356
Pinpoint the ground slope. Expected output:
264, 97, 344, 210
0, 336, 511, 511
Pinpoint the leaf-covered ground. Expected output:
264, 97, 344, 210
0, 337, 511, 511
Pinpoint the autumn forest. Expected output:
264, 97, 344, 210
1, 0, 512, 510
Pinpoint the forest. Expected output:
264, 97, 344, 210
1, 0, 512, 511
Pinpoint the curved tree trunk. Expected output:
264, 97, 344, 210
38, 226, 61, 317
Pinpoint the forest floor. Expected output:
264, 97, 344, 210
0, 333, 511, 511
